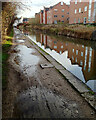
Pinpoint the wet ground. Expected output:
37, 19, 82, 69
2, 28, 96, 119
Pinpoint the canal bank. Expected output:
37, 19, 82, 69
19, 24, 96, 41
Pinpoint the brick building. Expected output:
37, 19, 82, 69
43, 7, 49, 24
69, 0, 96, 24
47, 2, 69, 24
35, 13, 40, 24
40, 10, 44, 24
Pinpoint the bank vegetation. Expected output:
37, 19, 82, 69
22, 24, 96, 40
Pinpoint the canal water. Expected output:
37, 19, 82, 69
23, 30, 96, 92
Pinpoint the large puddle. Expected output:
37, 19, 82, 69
23, 30, 96, 92
14, 45, 40, 77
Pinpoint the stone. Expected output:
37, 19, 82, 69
51, 62, 64, 70
68, 78, 89, 93
40, 63, 54, 69
59, 69, 73, 77
44, 55, 56, 62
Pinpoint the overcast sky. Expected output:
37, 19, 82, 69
17, 0, 70, 18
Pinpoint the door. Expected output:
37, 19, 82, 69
84, 17, 87, 24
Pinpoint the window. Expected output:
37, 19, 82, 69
62, 9, 64, 12
81, 52, 83, 56
67, 17, 69, 20
54, 9, 58, 12
54, 41, 57, 44
78, 18, 80, 23
61, 2, 63, 5
79, 0, 81, 2
73, 49, 74, 53
54, 46, 57, 49
66, 43, 68, 46
84, 6, 87, 11
75, 58, 77, 62
75, 9, 77, 14
54, 15, 57, 17
72, 56, 74, 60
75, 0, 77, 4
76, 50, 78, 55
88, 0, 92, 21
60, 51, 62, 54
80, 60, 83, 66
79, 8, 81, 13
62, 15, 64, 17
74, 18, 76, 23
61, 45, 63, 48
54, 20, 57, 24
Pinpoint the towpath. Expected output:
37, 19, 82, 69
2, 28, 96, 119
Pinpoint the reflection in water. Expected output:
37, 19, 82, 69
24, 30, 96, 92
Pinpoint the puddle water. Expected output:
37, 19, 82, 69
17, 40, 25, 43
14, 45, 40, 77
26, 31, 96, 92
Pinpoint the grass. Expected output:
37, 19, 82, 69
2, 29, 13, 89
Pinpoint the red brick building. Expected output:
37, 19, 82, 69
40, 10, 44, 24
69, 0, 96, 24
43, 7, 49, 24
47, 2, 69, 24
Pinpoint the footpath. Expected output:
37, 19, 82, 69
2, 28, 96, 118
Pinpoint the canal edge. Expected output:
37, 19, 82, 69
19, 29, 96, 111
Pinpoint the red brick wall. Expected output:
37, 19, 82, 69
47, 9, 53, 24
47, 2, 69, 24
43, 9, 48, 24
69, 0, 96, 24
40, 10, 43, 24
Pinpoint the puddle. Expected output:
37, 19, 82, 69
14, 45, 40, 77
17, 40, 25, 43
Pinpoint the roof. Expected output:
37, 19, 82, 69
48, 2, 69, 11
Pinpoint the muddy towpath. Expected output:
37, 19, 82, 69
2, 28, 96, 119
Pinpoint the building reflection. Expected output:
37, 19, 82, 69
36, 34, 96, 83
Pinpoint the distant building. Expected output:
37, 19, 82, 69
35, 13, 40, 24
47, 2, 69, 24
40, 10, 44, 24
23, 18, 28, 24
69, 0, 96, 24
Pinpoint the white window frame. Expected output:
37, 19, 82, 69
61, 2, 63, 6
54, 9, 58, 12
75, 0, 77, 4
62, 9, 64, 12
79, 8, 81, 13
75, 9, 77, 14
84, 6, 87, 12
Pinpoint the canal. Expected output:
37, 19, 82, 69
23, 30, 96, 92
